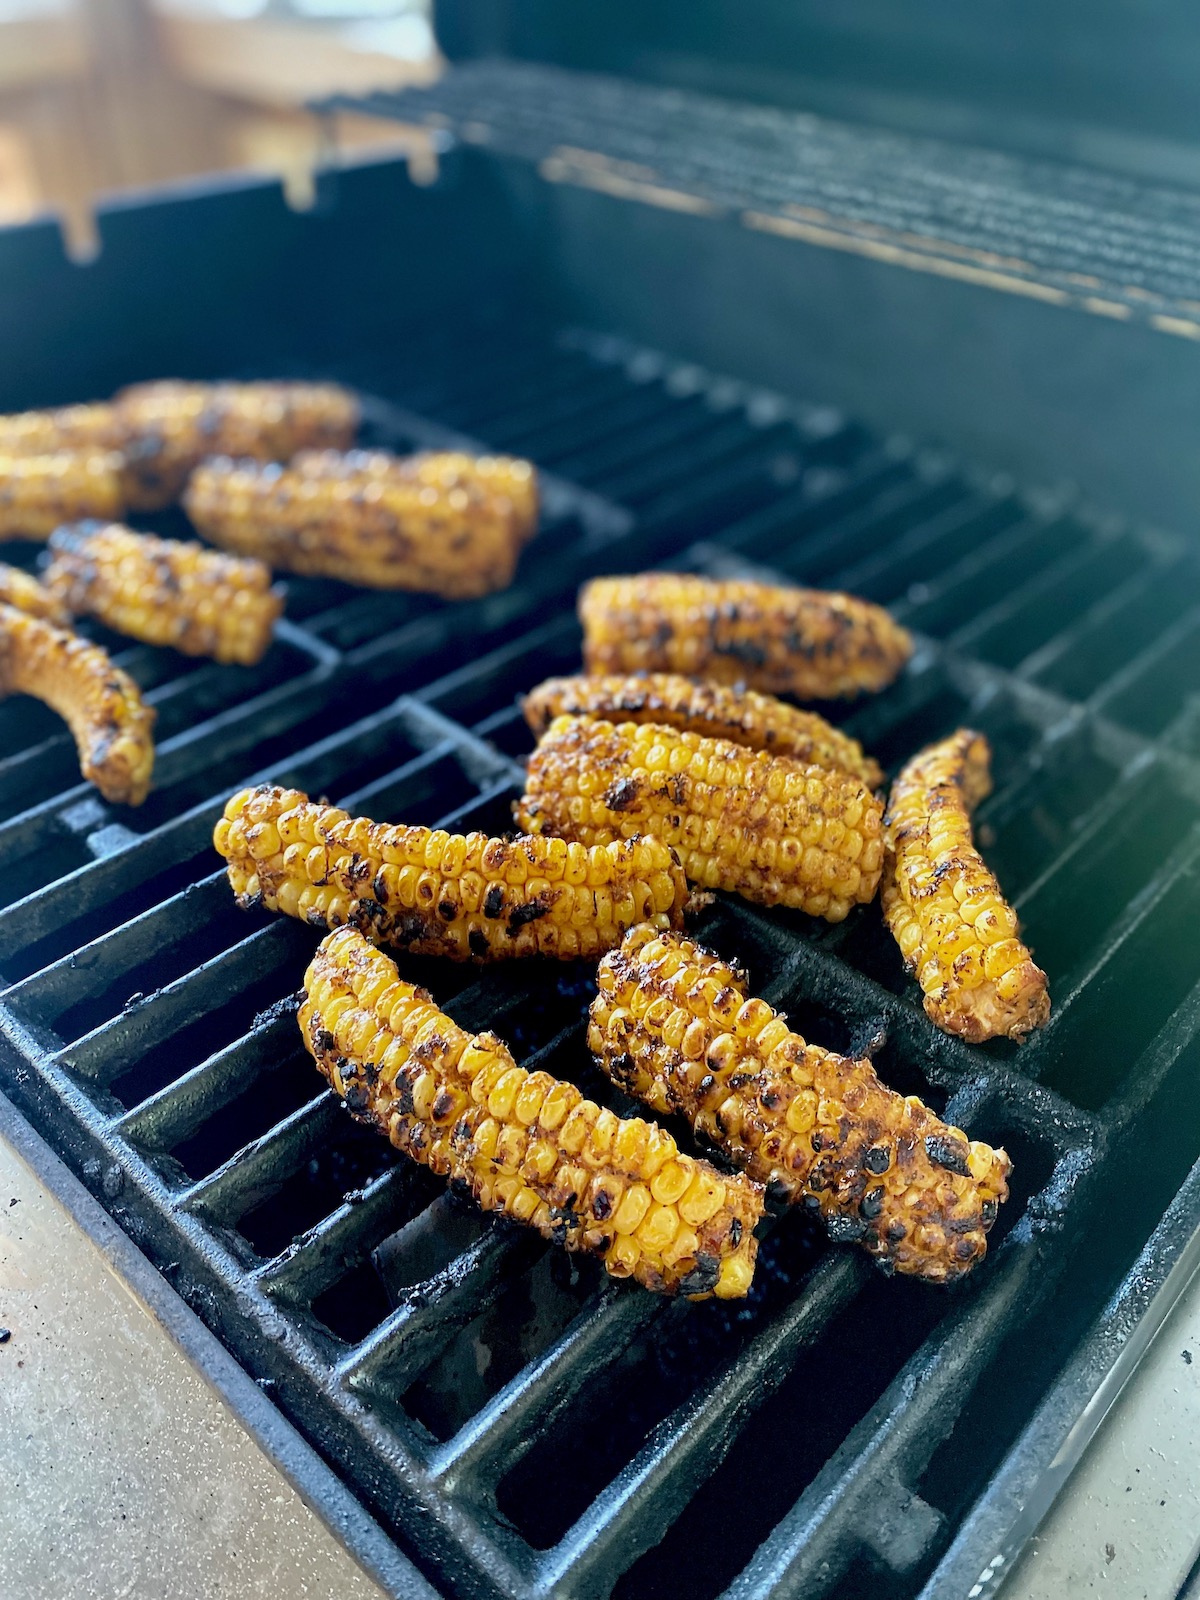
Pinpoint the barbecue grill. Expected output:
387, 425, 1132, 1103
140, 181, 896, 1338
4, 17, 1200, 1600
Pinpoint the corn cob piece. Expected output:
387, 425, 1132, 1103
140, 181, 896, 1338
591, 928, 1011, 1282
215, 783, 689, 960
302, 927, 762, 1297
0, 451, 125, 539
113, 379, 359, 509
883, 730, 1050, 1044
523, 673, 883, 787
0, 603, 155, 804
185, 448, 532, 598
44, 521, 283, 666
0, 564, 69, 623
517, 715, 884, 921
0, 402, 120, 457
580, 574, 913, 700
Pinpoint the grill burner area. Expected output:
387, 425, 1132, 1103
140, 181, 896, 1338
2, 322, 1200, 1600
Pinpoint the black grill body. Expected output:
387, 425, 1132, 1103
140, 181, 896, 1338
1, 102, 1200, 1600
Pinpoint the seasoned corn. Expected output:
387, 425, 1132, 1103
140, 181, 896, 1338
523, 673, 882, 787
0, 603, 155, 804
0, 451, 125, 539
0, 402, 120, 457
591, 927, 1011, 1282
883, 729, 1050, 1043
0, 564, 68, 623
517, 715, 884, 921
215, 783, 689, 960
113, 379, 359, 509
301, 927, 762, 1296
45, 522, 283, 665
579, 573, 913, 699
185, 447, 536, 598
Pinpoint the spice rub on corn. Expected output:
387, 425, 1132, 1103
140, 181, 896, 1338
215, 784, 689, 961
580, 574, 913, 700
185, 448, 537, 598
113, 379, 359, 508
591, 928, 1011, 1282
518, 715, 884, 921
524, 673, 882, 788
45, 522, 283, 666
883, 730, 1050, 1044
0, 451, 126, 539
302, 927, 762, 1297
0, 604, 155, 804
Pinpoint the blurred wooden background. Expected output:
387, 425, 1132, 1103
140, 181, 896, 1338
0, 0, 441, 252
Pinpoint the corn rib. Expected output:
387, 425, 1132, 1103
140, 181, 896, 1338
113, 379, 358, 509
0, 403, 120, 458
45, 522, 283, 665
883, 730, 1050, 1043
580, 574, 913, 699
215, 783, 689, 960
0, 564, 69, 623
517, 715, 883, 921
523, 673, 882, 787
591, 927, 1011, 1282
185, 448, 537, 598
0, 604, 154, 804
302, 927, 762, 1297
0, 452, 126, 539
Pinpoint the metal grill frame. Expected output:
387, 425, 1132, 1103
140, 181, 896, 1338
2, 296, 1200, 1599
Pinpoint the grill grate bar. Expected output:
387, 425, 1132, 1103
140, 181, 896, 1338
178, 1091, 341, 1226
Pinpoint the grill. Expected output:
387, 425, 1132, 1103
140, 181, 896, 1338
3, 59, 1200, 1600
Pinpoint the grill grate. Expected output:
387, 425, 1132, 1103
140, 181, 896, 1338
2, 325, 1199, 1600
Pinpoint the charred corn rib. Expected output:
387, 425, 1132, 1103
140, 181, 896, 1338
580, 574, 913, 699
591, 928, 1011, 1282
883, 730, 1050, 1043
44, 522, 283, 666
302, 927, 762, 1297
0, 452, 125, 539
185, 448, 536, 598
0, 564, 68, 623
517, 715, 884, 921
113, 380, 359, 509
0, 403, 120, 457
0, 604, 154, 804
523, 673, 882, 787
215, 783, 689, 960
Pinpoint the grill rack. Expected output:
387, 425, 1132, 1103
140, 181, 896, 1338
0, 325, 1199, 1600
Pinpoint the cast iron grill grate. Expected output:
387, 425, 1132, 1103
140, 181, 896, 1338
2, 325, 1199, 1600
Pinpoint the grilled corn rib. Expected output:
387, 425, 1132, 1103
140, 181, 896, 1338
0, 604, 155, 804
0, 451, 126, 539
0, 402, 120, 457
113, 379, 359, 509
44, 522, 283, 666
0, 564, 68, 623
215, 783, 689, 960
185, 448, 536, 598
883, 730, 1050, 1044
302, 927, 762, 1297
579, 574, 913, 699
523, 673, 883, 787
303, 929, 762, 1298
517, 715, 884, 921
591, 928, 1011, 1282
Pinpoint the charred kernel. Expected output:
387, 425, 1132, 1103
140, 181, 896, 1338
981, 1199, 999, 1226
214, 784, 688, 962
883, 730, 1050, 1043
301, 927, 762, 1299
579, 575, 912, 700
519, 716, 883, 921
590, 928, 1012, 1284
523, 672, 882, 786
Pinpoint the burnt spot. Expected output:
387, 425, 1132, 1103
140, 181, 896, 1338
592, 1189, 613, 1221
451, 1117, 474, 1149
760, 1086, 784, 1112
860, 1187, 885, 1220
344, 1081, 371, 1114
508, 899, 550, 933
346, 855, 371, 883
712, 637, 767, 668
483, 885, 506, 920
925, 1134, 971, 1176
981, 1199, 999, 1227
886, 1220, 907, 1244
395, 914, 432, 946
954, 1237, 979, 1262
607, 1052, 638, 1090
394, 1078, 416, 1118
305, 908, 330, 928
826, 1213, 867, 1243
728, 1217, 742, 1248
437, 900, 457, 922
603, 775, 642, 812
679, 1254, 721, 1296
864, 1145, 891, 1175
651, 620, 673, 650
468, 929, 490, 960
372, 870, 390, 904
431, 1090, 457, 1123
314, 1028, 336, 1055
